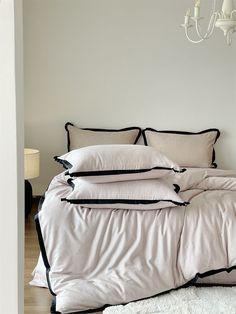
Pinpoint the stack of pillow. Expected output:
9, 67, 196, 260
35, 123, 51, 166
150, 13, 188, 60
54, 122, 221, 211
55, 144, 188, 211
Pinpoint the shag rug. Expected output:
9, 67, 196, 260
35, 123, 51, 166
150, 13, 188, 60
103, 286, 236, 314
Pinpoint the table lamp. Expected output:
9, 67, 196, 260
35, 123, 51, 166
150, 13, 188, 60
24, 148, 40, 217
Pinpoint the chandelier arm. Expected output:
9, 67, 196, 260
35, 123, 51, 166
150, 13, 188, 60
203, 0, 217, 37
208, 12, 219, 30
184, 27, 204, 43
195, 13, 218, 40
211, 0, 217, 15
195, 22, 207, 40
227, 30, 233, 45
206, 13, 219, 37
231, 10, 236, 17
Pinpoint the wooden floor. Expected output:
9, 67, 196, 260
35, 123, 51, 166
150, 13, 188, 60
24, 200, 102, 314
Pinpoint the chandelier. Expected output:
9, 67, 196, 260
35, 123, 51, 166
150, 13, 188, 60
182, 0, 236, 45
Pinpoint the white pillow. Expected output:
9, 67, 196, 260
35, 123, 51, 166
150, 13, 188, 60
143, 128, 220, 168
62, 178, 188, 210
55, 144, 185, 183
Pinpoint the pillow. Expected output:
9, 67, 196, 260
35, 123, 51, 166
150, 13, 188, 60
62, 178, 188, 210
55, 144, 185, 183
65, 122, 141, 151
142, 128, 220, 168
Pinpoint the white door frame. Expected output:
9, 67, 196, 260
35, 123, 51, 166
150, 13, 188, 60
0, 0, 24, 313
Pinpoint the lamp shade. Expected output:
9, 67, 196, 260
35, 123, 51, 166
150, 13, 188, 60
24, 148, 40, 180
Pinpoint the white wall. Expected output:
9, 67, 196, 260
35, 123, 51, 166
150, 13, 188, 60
0, 0, 24, 313
15, 0, 24, 312
24, 0, 236, 195
234, 44, 236, 120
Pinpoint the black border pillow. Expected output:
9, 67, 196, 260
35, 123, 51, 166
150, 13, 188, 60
55, 144, 185, 183
61, 178, 188, 210
142, 128, 220, 168
65, 122, 141, 152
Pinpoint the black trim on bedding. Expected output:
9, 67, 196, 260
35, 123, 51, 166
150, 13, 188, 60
173, 184, 180, 193
194, 282, 236, 287
38, 194, 45, 211
57, 165, 186, 176
72, 166, 186, 176
61, 198, 189, 207
67, 178, 75, 188
194, 266, 236, 279
54, 156, 73, 169
65, 122, 74, 152
142, 128, 220, 168
51, 298, 60, 314
50, 265, 236, 314
35, 214, 56, 297
65, 122, 142, 152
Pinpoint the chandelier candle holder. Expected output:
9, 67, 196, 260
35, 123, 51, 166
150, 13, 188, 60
182, 0, 236, 45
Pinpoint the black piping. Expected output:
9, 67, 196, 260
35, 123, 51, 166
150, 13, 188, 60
65, 122, 142, 152
65, 122, 74, 152
61, 198, 189, 206
51, 298, 60, 314
67, 178, 75, 189
54, 156, 73, 169
38, 194, 45, 211
173, 184, 180, 193
142, 128, 220, 168
54, 163, 186, 176
68, 166, 186, 177
35, 214, 56, 297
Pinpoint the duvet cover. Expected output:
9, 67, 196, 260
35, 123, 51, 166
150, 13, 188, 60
34, 168, 236, 314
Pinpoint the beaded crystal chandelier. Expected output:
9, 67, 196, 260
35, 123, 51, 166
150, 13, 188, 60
182, 0, 236, 45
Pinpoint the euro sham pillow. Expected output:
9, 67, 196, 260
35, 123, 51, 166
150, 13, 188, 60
55, 144, 185, 183
62, 178, 188, 210
65, 122, 141, 151
142, 128, 220, 168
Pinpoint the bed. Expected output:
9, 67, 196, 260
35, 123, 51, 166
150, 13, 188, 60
31, 123, 236, 314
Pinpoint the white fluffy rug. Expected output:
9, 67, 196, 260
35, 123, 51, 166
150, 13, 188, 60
103, 286, 236, 314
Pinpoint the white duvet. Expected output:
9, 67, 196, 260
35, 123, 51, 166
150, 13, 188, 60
32, 168, 236, 313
